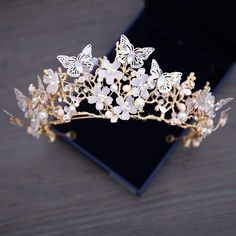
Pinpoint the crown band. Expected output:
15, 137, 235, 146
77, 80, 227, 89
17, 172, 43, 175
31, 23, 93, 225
4, 35, 233, 147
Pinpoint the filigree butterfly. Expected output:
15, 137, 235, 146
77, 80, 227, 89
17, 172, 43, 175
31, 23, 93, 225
148, 59, 182, 93
57, 44, 94, 78
115, 35, 154, 69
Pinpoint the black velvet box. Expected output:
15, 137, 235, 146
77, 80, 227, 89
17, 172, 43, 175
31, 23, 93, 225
55, 0, 235, 194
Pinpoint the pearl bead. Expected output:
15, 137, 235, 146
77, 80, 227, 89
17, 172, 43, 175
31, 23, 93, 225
69, 105, 76, 113
123, 85, 131, 92
111, 84, 118, 92
105, 111, 112, 119
134, 98, 145, 109
178, 103, 186, 112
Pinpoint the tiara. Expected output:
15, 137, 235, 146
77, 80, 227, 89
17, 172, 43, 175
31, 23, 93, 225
4, 35, 233, 147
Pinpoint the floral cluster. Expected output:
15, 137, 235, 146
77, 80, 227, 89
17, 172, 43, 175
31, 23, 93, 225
6, 35, 233, 147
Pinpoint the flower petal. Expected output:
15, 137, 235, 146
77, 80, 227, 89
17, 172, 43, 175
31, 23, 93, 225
46, 83, 58, 94
113, 106, 122, 115
131, 78, 139, 86
116, 96, 124, 106
129, 106, 137, 114
120, 111, 130, 120
115, 71, 123, 80
105, 96, 113, 105
101, 58, 110, 69
126, 96, 134, 105
112, 60, 121, 70
111, 115, 118, 123
98, 69, 107, 78
131, 87, 140, 97
141, 89, 149, 99
102, 86, 110, 95
106, 74, 115, 85
43, 75, 50, 84
87, 96, 97, 104
96, 101, 104, 110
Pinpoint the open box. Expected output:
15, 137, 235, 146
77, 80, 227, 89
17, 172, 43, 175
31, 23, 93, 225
55, 0, 235, 194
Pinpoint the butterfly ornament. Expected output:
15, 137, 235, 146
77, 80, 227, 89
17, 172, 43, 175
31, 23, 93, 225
115, 35, 154, 69
148, 59, 182, 94
57, 44, 95, 78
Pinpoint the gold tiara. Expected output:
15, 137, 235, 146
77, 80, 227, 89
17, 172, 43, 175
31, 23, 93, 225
4, 35, 233, 147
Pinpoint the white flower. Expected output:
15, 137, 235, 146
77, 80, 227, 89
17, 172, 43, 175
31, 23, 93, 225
74, 72, 92, 83
43, 69, 59, 94
27, 107, 48, 138
130, 68, 150, 99
69, 95, 81, 107
195, 88, 216, 118
155, 99, 167, 113
113, 96, 137, 120
98, 59, 123, 85
87, 85, 113, 110
63, 104, 77, 122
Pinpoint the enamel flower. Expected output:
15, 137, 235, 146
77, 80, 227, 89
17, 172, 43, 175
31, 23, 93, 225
43, 69, 59, 94
98, 58, 123, 85
87, 85, 113, 110
113, 96, 137, 120
105, 110, 119, 123
131, 68, 150, 99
